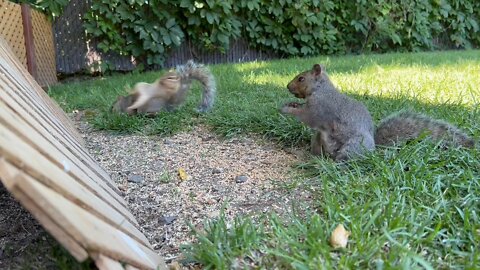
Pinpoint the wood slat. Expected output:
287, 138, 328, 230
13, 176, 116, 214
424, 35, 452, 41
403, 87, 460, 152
1, 170, 166, 270
0, 36, 78, 141
0, 74, 121, 198
0, 37, 78, 138
0, 88, 127, 213
0, 55, 116, 191
0, 124, 148, 239
0, 38, 107, 183
93, 253, 127, 270
0, 161, 89, 261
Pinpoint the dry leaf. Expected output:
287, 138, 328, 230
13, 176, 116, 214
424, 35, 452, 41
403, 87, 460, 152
169, 261, 181, 270
178, 167, 191, 181
329, 224, 351, 249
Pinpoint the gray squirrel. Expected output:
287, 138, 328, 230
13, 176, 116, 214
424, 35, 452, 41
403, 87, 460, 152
111, 60, 216, 115
281, 64, 475, 161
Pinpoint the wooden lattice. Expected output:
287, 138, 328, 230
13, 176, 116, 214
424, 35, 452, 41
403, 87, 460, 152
0, 0, 27, 69
31, 9, 57, 87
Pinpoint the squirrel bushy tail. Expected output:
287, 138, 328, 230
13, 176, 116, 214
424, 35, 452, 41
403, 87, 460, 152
375, 111, 475, 148
176, 60, 216, 112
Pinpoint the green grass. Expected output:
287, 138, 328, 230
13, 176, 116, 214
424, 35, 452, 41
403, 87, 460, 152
49, 50, 480, 269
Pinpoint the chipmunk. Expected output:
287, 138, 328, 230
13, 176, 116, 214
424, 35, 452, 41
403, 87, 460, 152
281, 64, 475, 161
111, 60, 216, 115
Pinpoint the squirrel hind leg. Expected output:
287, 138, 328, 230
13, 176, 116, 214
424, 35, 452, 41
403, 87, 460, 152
333, 135, 375, 161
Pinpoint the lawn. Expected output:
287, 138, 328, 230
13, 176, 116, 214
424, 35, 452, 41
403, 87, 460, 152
50, 50, 480, 269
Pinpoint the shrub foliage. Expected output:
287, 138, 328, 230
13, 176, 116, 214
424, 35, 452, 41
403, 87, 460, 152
27, 0, 480, 67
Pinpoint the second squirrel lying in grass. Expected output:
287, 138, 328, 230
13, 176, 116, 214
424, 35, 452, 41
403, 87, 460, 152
111, 60, 216, 115
281, 64, 475, 161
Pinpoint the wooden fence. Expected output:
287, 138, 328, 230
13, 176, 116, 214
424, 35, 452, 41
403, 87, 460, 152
0, 36, 166, 270
0, 0, 57, 87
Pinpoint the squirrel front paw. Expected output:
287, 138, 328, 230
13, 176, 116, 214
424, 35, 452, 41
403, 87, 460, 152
280, 102, 303, 114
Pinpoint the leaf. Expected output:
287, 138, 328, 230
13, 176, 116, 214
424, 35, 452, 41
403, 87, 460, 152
217, 33, 229, 44
163, 34, 172, 45
467, 18, 479, 32
178, 168, 190, 181
206, 12, 214, 24
166, 18, 176, 29
179, 0, 190, 8
391, 33, 402, 45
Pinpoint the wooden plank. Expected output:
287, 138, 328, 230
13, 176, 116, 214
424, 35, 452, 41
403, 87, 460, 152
0, 37, 79, 142
20, 4, 37, 79
0, 66, 112, 187
5, 171, 167, 270
0, 123, 142, 229
0, 95, 127, 213
0, 161, 89, 262
93, 253, 126, 270
0, 76, 121, 196
0, 157, 149, 247
0, 40, 95, 174
0, 64, 107, 176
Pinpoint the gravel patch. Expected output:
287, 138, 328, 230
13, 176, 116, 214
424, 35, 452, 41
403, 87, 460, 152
77, 120, 303, 263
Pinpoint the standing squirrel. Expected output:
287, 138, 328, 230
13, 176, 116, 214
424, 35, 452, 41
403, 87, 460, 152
111, 60, 216, 115
281, 64, 475, 161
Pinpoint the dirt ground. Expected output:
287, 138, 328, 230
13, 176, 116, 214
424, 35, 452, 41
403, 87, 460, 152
0, 117, 307, 269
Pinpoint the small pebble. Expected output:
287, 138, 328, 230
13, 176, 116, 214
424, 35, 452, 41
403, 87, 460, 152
212, 167, 224, 174
159, 216, 177, 225
127, 174, 144, 183
235, 175, 248, 183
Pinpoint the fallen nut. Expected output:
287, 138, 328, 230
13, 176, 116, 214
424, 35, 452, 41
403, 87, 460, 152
329, 224, 351, 249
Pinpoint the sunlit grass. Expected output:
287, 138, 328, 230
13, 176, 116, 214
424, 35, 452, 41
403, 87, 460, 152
49, 50, 480, 269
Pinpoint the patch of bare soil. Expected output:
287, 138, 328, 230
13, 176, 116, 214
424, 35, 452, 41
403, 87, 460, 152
78, 121, 304, 263
0, 185, 62, 269
0, 118, 307, 268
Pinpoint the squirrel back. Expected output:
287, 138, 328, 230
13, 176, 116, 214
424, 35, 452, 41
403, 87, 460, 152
175, 60, 216, 112
375, 111, 475, 148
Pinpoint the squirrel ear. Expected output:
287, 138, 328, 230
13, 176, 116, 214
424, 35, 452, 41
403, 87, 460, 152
312, 64, 323, 76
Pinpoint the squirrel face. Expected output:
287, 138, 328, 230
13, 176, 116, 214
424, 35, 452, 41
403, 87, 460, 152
287, 64, 324, 98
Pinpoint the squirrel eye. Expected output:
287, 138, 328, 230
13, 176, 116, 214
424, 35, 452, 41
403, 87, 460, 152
298, 76, 305, 82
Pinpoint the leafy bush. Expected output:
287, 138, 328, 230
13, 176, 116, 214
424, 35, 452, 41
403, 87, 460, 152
23, 0, 480, 67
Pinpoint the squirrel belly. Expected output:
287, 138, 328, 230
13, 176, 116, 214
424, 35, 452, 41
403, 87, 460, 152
375, 111, 475, 148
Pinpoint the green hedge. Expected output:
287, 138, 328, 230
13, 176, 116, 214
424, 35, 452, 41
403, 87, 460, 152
26, 0, 480, 67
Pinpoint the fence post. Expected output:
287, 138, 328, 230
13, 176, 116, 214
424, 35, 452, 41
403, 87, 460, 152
21, 3, 37, 80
